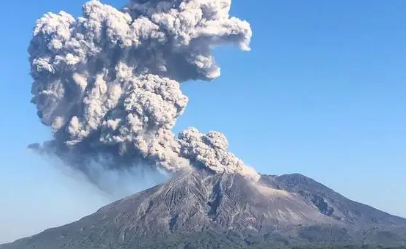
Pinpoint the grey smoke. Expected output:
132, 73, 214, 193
29, 0, 259, 188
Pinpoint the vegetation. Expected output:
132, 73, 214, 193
106, 231, 406, 249
2, 230, 405, 249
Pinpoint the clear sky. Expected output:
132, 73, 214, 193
1, 0, 405, 244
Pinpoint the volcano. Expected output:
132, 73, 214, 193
1, 170, 406, 249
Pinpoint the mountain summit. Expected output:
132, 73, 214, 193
2, 170, 406, 249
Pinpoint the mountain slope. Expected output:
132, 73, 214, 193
262, 173, 406, 227
2, 170, 406, 249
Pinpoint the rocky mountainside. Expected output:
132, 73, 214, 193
2, 170, 406, 249
263, 174, 406, 227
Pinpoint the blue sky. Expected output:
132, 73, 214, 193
1, 0, 406, 243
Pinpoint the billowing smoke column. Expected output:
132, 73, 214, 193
29, 0, 259, 187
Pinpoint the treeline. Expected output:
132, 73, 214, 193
290, 246, 406, 249
131, 244, 406, 249
112, 231, 406, 249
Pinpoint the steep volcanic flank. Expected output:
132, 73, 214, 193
264, 174, 406, 228
2, 170, 406, 249
93, 170, 333, 236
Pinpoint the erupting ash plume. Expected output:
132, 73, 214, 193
29, 0, 259, 187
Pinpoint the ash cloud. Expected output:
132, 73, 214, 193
29, 0, 259, 188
